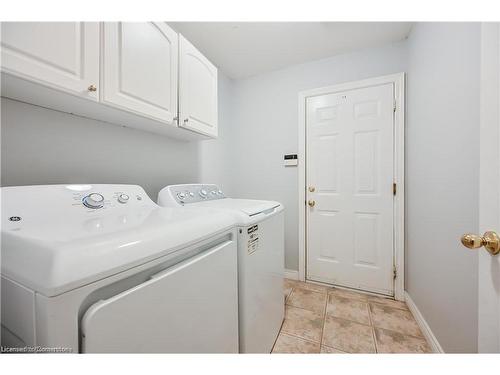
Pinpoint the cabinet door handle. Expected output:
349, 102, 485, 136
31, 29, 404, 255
88, 84, 97, 92
183, 118, 189, 123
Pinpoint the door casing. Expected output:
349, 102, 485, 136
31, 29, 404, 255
478, 22, 500, 353
297, 73, 405, 301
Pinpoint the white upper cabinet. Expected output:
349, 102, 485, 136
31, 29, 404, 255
102, 22, 178, 124
1, 22, 100, 101
1, 23, 218, 140
179, 34, 218, 138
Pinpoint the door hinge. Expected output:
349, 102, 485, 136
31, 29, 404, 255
393, 183, 397, 196
393, 265, 397, 280
393, 100, 397, 113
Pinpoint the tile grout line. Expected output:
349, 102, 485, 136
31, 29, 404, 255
280, 331, 321, 346
319, 290, 328, 352
321, 343, 349, 353
367, 303, 379, 353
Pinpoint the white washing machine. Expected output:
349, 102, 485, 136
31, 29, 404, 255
158, 184, 285, 353
1, 184, 239, 353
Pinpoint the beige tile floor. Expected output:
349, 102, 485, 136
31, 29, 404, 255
272, 279, 431, 354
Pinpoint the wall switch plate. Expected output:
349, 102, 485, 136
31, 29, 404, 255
284, 154, 298, 166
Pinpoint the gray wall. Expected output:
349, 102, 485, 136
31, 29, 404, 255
1, 97, 199, 199
406, 23, 480, 353
226, 42, 408, 270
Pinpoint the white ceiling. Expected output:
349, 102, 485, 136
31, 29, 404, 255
170, 22, 413, 79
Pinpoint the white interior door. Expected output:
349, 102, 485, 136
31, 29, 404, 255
178, 34, 218, 138
1, 22, 99, 100
478, 22, 500, 353
102, 22, 178, 124
306, 83, 395, 296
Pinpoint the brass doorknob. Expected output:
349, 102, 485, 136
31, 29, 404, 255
308, 186, 315, 192
308, 200, 316, 207
461, 231, 500, 255
88, 84, 97, 92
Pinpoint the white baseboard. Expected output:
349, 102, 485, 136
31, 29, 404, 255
284, 269, 299, 280
405, 291, 444, 353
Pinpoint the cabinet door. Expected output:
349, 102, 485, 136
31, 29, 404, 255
1, 22, 100, 101
102, 22, 178, 125
179, 35, 218, 137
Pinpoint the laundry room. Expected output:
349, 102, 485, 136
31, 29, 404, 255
1, 0, 500, 373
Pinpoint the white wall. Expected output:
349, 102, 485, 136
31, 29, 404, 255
199, 74, 237, 196
225, 42, 408, 270
406, 23, 480, 353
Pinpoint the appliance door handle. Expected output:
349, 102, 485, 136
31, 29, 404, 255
149, 240, 233, 280
250, 204, 281, 217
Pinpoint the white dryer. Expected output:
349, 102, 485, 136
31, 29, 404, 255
158, 184, 285, 353
1, 184, 239, 353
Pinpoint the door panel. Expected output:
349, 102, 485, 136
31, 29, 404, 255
81, 240, 238, 353
102, 22, 178, 124
306, 83, 394, 295
354, 131, 379, 194
179, 34, 218, 137
1, 22, 99, 100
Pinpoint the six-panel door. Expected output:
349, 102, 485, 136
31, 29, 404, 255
179, 35, 218, 138
102, 22, 178, 125
306, 83, 395, 296
0, 22, 100, 101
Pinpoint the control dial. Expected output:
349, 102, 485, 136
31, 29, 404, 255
118, 194, 129, 204
199, 189, 208, 198
177, 192, 187, 201
83, 193, 104, 209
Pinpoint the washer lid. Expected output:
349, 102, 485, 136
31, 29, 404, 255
188, 198, 282, 219
1, 185, 236, 297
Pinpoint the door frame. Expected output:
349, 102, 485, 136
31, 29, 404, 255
478, 22, 500, 352
297, 73, 405, 301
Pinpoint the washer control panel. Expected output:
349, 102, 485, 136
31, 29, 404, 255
64, 185, 149, 211
162, 184, 225, 205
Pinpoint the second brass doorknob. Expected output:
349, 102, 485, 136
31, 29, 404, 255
308, 200, 316, 207
461, 231, 500, 255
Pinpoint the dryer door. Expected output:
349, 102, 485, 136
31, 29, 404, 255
81, 239, 238, 353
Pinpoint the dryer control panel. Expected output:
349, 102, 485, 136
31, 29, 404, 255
158, 184, 225, 206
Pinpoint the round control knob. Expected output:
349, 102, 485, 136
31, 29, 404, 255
177, 192, 187, 200
199, 189, 208, 198
189, 192, 194, 197
218, 190, 223, 195
117, 194, 129, 204
83, 193, 104, 209
211, 191, 217, 196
